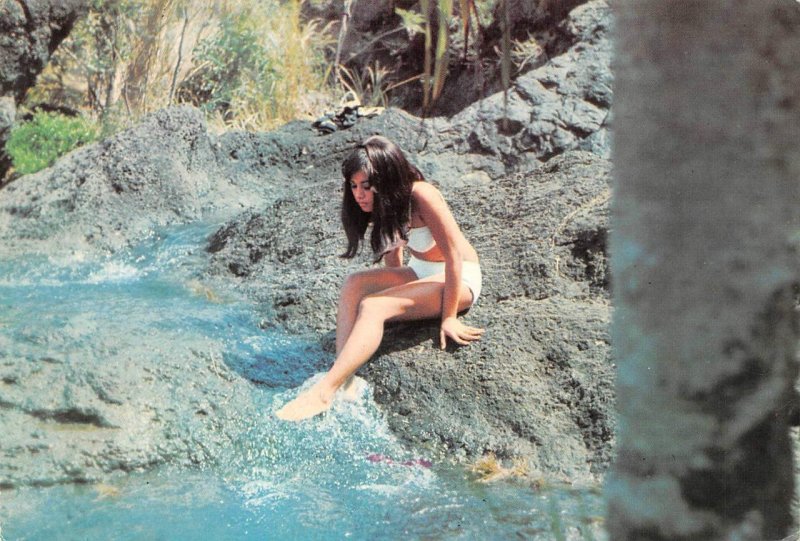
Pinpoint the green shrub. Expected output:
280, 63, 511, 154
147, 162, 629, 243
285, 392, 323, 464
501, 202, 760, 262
178, 1, 334, 130
186, 10, 272, 117
6, 111, 99, 175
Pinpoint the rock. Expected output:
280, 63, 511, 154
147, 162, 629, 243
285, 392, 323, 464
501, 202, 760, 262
350, 0, 395, 32
320, 0, 606, 117
0, 105, 615, 484
0, 105, 495, 257
450, 0, 612, 166
561, 0, 611, 43
366, 152, 614, 478
0, 0, 89, 101
0, 95, 14, 135
300, 0, 343, 22
0, 106, 253, 255
0, 331, 265, 487
0, 95, 14, 179
488, 0, 590, 37
0, 1, 615, 486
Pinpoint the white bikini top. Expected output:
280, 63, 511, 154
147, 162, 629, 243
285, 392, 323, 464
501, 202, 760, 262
406, 226, 436, 252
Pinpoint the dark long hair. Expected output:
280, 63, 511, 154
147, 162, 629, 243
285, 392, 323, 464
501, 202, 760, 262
340, 135, 424, 259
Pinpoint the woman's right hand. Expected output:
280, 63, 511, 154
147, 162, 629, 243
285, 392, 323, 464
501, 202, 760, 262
440, 317, 484, 348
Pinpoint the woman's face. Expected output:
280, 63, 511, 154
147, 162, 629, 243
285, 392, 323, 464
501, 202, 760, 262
349, 170, 375, 213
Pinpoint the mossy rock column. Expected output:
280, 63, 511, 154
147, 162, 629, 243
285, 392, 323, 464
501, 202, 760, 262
607, 1, 800, 539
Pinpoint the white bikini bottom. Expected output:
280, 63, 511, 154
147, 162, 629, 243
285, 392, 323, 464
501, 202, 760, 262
408, 256, 482, 306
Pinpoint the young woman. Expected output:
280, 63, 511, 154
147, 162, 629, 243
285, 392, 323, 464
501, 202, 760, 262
276, 135, 483, 421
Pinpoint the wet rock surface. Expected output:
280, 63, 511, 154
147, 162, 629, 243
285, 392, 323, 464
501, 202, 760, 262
0, 335, 263, 488
0, 1, 614, 486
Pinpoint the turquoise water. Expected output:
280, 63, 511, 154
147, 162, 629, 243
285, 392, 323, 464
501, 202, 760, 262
0, 223, 606, 540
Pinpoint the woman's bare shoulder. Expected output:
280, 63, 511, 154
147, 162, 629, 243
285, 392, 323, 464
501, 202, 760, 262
411, 181, 445, 205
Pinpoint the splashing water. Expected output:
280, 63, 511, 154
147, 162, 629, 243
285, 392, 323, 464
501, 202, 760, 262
0, 223, 606, 540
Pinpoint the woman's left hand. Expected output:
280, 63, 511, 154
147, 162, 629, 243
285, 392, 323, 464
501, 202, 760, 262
440, 317, 485, 348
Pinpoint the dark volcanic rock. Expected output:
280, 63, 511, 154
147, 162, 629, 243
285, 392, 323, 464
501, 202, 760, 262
0, 106, 250, 255
0, 0, 89, 101
449, 1, 612, 167
370, 153, 614, 477
0, 95, 14, 178
0, 1, 612, 257
0, 0, 89, 177
350, 0, 395, 32
0, 105, 499, 256
321, 0, 605, 117
488, 0, 591, 37
0, 335, 263, 488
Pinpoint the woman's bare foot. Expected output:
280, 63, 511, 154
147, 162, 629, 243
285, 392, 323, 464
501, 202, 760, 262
339, 376, 367, 402
275, 385, 334, 421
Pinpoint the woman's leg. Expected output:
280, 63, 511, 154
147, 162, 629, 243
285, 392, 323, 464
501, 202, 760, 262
276, 277, 473, 421
335, 267, 417, 355
335, 267, 416, 399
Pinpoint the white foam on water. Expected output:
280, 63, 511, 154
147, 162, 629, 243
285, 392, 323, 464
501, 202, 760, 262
240, 335, 266, 353
85, 261, 141, 283
270, 374, 379, 433
0, 276, 34, 287
48, 250, 88, 266
354, 480, 429, 497
354, 483, 406, 496
0, 271, 72, 288
240, 479, 295, 509
264, 374, 437, 486
0, 252, 88, 287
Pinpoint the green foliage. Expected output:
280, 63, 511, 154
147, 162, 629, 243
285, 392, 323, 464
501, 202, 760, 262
411, 0, 502, 110
27, 0, 335, 133
24, 0, 513, 128
5, 112, 99, 175
28, 0, 164, 132
75, 0, 144, 114
184, 10, 272, 116
432, 0, 454, 101
179, 0, 333, 130
395, 8, 425, 36
339, 62, 391, 107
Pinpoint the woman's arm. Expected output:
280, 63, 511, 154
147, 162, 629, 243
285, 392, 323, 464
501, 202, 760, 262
384, 245, 403, 267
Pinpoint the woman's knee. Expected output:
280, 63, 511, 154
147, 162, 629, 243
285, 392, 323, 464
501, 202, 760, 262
357, 295, 382, 320
340, 272, 368, 302
357, 294, 406, 321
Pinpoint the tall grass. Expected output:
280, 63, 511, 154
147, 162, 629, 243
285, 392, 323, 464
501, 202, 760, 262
403, 0, 511, 113
123, 0, 179, 114
26, 0, 337, 134
26, 0, 513, 133
201, 0, 335, 131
